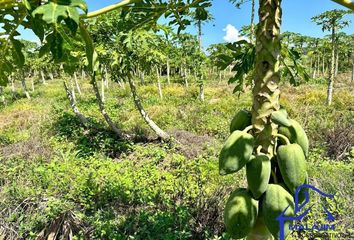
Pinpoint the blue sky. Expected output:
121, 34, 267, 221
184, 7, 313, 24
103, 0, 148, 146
21, 0, 354, 47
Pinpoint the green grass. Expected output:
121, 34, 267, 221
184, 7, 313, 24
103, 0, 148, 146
0, 77, 353, 239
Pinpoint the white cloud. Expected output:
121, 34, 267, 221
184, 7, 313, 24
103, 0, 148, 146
223, 24, 249, 43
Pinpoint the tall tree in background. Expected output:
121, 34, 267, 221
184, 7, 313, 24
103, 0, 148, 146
312, 9, 351, 105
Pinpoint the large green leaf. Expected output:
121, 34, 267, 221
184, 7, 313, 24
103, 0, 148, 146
32, 0, 87, 32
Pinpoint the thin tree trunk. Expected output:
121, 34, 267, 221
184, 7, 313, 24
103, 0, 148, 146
167, 59, 171, 85
91, 74, 128, 139
199, 81, 205, 101
81, 69, 86, 80
351, 63, 354, 83
74, 72, 82, 95
322, 53, 325, 75
250, 0, 255, 42
101, 76, 105, 103
127, 77, 170, 141
0, 87, 5, 105
335, 51, 339, 77
140, 70, 145, 85
184, 67, 189, 88
157, 67, 163, 100
327, 27, 336, 106
63, 81, 90, 127
49, 72, 54, 81
20, 77, 31, 100
11, 77, 16, 98
40, 70, 46, 84
104, 66, 109, 88
31, 78, 35, 92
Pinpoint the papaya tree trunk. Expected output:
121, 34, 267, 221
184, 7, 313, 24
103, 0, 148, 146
167, 59, 171, 85
104, 66, 109, 88
199, 82, 205, 102
31, 78, 35, 92
63, 80, 91, 127
327, 27, 336, 106
101, 75, 105, 103
10, 77, 16, 98
140, 70, 145, 85
74, 72, 82, 95
49, 72, 54, 81
91, 74, 128, 139
127, 77, 171, 141
157, 67, 163, 100
40, 70, 46, 84
250, 0, 255, 42
20, 76, 31, 100
247, 1, 282, 238
0, 87, 6, 105
252, 0, 282, 155
184, 67, 189, 88
335, 51, 339, 77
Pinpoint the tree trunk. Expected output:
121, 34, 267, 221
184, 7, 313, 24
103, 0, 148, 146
101, 75, 105, 103
335, 51, 339, 77
11, 77, 16, 98
140, 70, 145, 85
251, 0, 282, 156
81, 69, 86, 80
63, 81, 91, 127
327, 27, 336, 106
184, 67, 189, 88
199, 82, 205, 102
104, 66, 109, 88
74, 72, 82, 95
351, 63, 354, 83
322, 53, 325, 75
167, 59, 171, 85
91, 74, 128, 139
127, 77, 170, 141
40, 70, 46, 84
0, 87, 6, 105
198, 20, 202, 49
250, 0, 255, 42
21, 76, 31, 100
31, 78, 35, 92
157, 67, 163, 100
49, 72, 54, 81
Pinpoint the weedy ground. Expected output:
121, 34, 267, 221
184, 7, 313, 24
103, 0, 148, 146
0, 75, 353, 239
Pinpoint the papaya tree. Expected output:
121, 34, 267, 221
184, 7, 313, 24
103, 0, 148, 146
312, 9, 351, 105
219, 0, 311, 239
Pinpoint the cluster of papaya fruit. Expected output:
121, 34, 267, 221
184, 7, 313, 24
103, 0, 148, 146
219, 108, 309, 239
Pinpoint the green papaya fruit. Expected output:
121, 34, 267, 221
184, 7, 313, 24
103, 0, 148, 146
230, 109, 252, 133
271, 110, 291, 127
246, 154, 271, 199
262, 184, 294, 239
298, 173, 309, 204
279, 106, 289, 118
277, 144, 307, 193
224, 188, 258, 239
246, 216, 273, 240
279, 119, 309, 157
219, 130, 255, 175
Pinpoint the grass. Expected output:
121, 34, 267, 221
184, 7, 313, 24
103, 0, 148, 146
0, 76, 353, 239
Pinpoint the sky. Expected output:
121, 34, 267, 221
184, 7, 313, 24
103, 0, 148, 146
20, 0, 354, 47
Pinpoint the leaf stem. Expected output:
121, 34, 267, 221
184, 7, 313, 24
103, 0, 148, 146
274, 133, 291, 145
83, 0, 139, 19
331, 0, 354, 11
